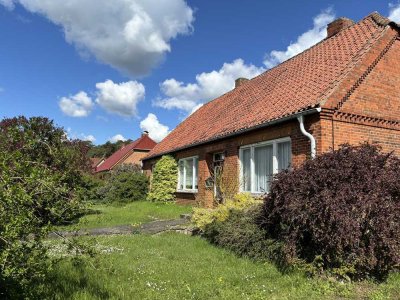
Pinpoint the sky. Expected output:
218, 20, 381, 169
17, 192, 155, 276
0, 0, 399, 144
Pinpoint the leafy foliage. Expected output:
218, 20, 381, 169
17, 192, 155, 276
87, 140, 132, 159
147, 155, 178, 202
0, 116, 90, 298
203, 205, 284, 263
192, 193, 259, 231
261, 143, 400, 279
102, 165, 149, 204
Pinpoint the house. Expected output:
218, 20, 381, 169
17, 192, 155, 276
90, 157, 105, 173
142, 12, 400, 207
95, 131, 157, 173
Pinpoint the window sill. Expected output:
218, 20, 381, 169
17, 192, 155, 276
176, 190, 198, 194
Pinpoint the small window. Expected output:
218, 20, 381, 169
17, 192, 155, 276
178, 156, 199, 192
240, 138, 291, 194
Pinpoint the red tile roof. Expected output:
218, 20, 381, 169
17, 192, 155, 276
145, 12, 399, 160
96, 134, 157, 172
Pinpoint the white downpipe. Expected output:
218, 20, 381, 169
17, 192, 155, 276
297, 108, 321, 159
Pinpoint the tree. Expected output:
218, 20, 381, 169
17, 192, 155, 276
0, 116, 90, 298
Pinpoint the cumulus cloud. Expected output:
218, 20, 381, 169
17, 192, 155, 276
109, 134, 127, 143
2, 0, 194, 76
96, 80, 145, 117
389, 2, 400, 23
81, 134, 96, 143
59, 91, 94, 117
263, 8, 335, 68
140, 113, 169, 142
155, 59, 264, 112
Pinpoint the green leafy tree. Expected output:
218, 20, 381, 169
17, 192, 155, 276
0, 116, 90, 298
147, 155, 178, 202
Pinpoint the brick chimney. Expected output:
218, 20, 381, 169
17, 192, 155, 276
235, 77, 249, 88
142, 130, 149, 137
327, 17, 355, 38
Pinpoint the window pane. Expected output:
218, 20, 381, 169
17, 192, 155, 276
242, 149, 251, 191
278, 141, 291, 171
194, 157, 198, 190
185, 159, 194, 190
254, 145, 273, 193
179, 160, 184, 190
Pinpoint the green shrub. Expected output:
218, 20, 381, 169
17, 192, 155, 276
0, 116, 90, 298
192, 193, 259, 231
77, 174, 106, 203
103, 166, 149, 204
203, 205, 285, 263
261, 143, 400, 280
147, 155, 178, 202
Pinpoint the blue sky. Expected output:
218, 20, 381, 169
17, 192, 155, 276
1, 0, 399, 144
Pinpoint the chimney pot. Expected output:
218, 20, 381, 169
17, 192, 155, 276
327, 17, 355, 38
235, 77, 249, 88
142, 131, 149, 136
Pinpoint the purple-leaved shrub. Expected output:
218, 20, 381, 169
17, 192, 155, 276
261, 143, 400, 279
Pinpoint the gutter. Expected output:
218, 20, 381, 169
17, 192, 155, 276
297, 107, 321, 159
144, 106, 322, 161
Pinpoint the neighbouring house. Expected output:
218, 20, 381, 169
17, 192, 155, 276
95, 131, 157, 173
90, 157, 105, 173
142, 12, 400, 207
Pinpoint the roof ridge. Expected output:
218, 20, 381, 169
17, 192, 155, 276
319, 22, 389, 106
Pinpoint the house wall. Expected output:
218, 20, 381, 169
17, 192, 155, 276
320, 37, 400, 155
143, 115, 320, 207
119, 150, 150, 167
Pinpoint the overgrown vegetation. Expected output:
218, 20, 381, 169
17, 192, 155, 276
192, 193, 259, 231
0, 116, 91, 298
101, 164, 149, 204
261, 143, 400, 280
147, 155, 178, 202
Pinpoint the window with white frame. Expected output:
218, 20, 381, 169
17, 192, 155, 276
178, 156, 199, 192
239, 137, 291, 194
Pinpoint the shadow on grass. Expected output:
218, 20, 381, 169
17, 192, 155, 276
46, 260, 111, 299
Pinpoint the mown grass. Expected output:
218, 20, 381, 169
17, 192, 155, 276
47, 233, 399, 300
63, 201, 193, 229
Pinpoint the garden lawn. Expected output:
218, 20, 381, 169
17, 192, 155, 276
47, 233, 399, 300
64, 201, 192, 229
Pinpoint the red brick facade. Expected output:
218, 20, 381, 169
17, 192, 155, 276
143, 14, 400, 207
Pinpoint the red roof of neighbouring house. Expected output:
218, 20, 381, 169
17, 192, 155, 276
90, 157, 103, 169
145, 12, 399, 160
96, 134, 157, 172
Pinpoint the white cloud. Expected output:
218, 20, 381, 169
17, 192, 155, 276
263, 8, 335, 68
109, 134, 127, 143
81, 134, 96, 143
155, 59, 265, 112
0, 0, 14, 10
140, 113, 169, 142
59, 91, 94, 117
2, 0, 194, 76
96, 79, 145, 117
389, 3, 400, 23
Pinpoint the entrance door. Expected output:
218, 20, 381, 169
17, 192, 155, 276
213, 153, 225, 203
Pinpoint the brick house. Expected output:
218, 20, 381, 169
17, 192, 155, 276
95, 132, 157, 173
142, 12, 400, 207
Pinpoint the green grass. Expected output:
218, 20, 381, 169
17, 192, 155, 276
47, 233, 400, 300
64, 201, 192, 229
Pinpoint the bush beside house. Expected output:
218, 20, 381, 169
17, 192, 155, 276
194, 144, 400, 280
147, 155, 178, 202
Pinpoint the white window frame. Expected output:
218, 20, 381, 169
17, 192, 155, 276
177, 156, 199, 193
239, 137, 291, 194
